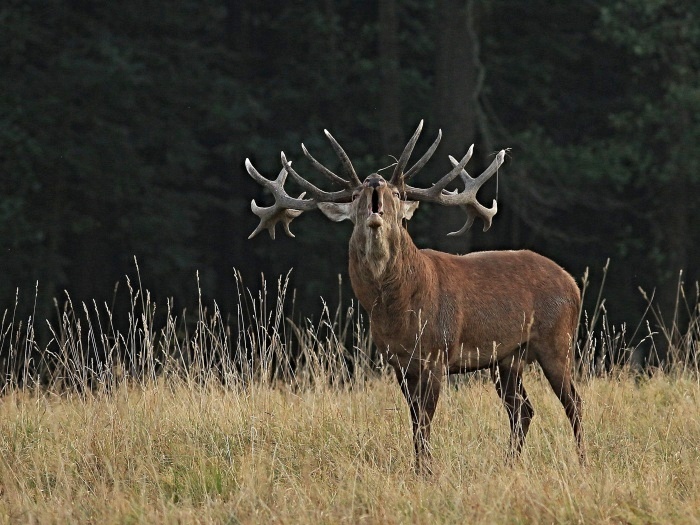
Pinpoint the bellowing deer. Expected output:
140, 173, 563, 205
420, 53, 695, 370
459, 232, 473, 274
246, 121, 584, 472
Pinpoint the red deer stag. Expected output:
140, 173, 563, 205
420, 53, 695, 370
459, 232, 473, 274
246, 121, 584, 472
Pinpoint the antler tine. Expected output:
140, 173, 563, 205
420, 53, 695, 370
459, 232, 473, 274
453, 149, 505, 190
445, 203, 498, 236
281, 152, 354, 202
245, 158, 316, 239
323, 129, 362, 186
403, 129, 442, 182
249, 199, 304, 240
301, 143, 355, 190
446, 150, 503, 197
390, 120, 424, 184
419, 145, 475, 196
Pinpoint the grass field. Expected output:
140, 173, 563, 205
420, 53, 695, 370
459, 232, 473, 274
1, 273, 699, 524
1, 372, 700, 523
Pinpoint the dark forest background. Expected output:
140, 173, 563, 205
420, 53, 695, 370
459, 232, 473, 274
1, 0, 698, 356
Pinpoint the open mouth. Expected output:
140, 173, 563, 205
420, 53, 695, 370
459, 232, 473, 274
367, 189, 383, 228
371, 190, 383, 214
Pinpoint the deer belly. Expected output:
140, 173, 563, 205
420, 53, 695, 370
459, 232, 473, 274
446, 341, 522, 372
376, 338, 520, 374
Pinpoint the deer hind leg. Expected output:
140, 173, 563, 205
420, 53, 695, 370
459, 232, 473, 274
491, 357, 534, 460
536, 340, 586, 464
395, 365, 442, 475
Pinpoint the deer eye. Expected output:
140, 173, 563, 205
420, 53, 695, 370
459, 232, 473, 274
393, 191, 400, 198
352, 193, 359, 201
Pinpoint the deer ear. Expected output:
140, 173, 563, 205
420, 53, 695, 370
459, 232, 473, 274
318, 201, 355, 223
402, 200, 419, 221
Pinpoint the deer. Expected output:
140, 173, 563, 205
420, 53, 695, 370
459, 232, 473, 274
245, 121, 584, 473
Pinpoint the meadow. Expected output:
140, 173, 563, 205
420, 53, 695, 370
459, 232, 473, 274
0, 272, 698, 524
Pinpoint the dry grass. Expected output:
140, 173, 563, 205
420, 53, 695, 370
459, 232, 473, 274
1, 270, 699, 523
1, 371, 700, 524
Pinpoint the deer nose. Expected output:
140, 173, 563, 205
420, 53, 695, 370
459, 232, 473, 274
364, 174, 386, 189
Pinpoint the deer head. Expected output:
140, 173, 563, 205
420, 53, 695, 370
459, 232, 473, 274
245, 120, 505, 241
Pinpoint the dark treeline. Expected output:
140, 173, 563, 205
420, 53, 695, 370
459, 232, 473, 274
1, 1, 699, 360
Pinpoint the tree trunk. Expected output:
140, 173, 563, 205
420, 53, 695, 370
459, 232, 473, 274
378, 0, 403, 153
431, 0, 482, 252
433, 0, 479, 156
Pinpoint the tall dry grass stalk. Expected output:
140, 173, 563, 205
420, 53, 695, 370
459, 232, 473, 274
0, 267, 699, 523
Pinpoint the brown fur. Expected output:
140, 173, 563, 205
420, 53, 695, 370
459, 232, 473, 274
339, 176, 585, 473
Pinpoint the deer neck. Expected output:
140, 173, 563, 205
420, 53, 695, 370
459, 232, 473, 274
348, 225, 426, 311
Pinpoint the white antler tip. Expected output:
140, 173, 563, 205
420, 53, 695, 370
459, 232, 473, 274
279, 152, 293, 170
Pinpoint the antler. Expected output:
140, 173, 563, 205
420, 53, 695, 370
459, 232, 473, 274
245, 131, 357, 239
391, 121, 505, 235
390, 120, 443, 184
247, 121, 505, 239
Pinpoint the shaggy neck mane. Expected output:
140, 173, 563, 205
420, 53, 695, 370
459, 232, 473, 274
348, 225, 428, 311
